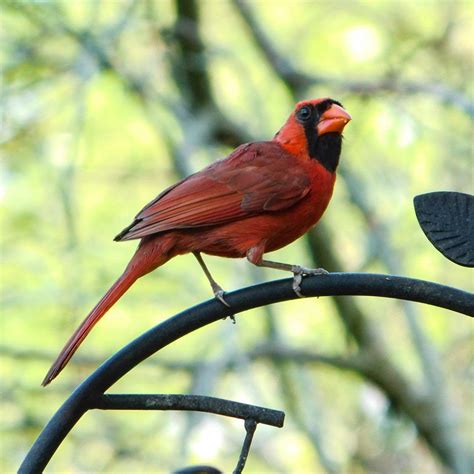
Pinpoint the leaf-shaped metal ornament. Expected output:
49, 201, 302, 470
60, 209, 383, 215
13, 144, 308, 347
414, 192, 474, 267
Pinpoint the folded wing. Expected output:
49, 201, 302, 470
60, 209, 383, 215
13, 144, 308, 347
115, 142, 310, 241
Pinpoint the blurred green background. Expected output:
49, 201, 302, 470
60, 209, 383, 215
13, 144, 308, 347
1, 0, 473, 472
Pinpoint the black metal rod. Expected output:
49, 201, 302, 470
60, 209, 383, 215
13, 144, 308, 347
233, 419, 258, 474
20, 273, 474, 473
90, 394, 285, 428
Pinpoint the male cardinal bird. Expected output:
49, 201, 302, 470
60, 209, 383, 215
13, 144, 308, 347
42, 98, 351, 385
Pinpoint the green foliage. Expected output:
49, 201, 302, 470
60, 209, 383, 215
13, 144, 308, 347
1, 1, 472, 472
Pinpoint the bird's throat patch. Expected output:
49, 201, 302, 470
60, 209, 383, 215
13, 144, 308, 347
313, 133, 342, 173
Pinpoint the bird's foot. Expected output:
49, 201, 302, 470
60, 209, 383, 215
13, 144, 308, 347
212, 285, 236, 323
291, 265, 329, 298
213, 287, 231, 308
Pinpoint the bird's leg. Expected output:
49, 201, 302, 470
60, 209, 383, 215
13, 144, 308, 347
246, 249, 328, 298
193, 252, 231, 308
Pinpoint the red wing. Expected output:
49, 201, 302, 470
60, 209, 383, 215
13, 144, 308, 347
115, 142, 310, 241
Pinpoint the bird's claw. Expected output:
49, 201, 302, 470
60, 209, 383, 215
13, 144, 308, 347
291, 265, 329, 298
213, 287, 236, 323
292, 273, 304, 297
214, 289, 231, 308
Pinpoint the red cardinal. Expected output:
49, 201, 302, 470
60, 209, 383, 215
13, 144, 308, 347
42, 98, 351, 385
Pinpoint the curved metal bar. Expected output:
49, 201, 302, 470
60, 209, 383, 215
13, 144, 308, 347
90, 394, 285, 427
20, 273, 474, 473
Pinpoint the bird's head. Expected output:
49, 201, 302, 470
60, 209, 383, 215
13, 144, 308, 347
275, 98, 351, 172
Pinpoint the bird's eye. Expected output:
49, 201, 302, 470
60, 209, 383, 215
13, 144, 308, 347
296, 106, 312, 122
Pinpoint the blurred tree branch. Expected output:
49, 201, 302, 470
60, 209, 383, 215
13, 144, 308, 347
233, 0, 474, 118
0, 343, 369, 381
171, 0, 251, 146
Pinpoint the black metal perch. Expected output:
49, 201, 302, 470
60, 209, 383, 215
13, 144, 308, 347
19, 272, 473, 473
90, 394, 284, 427
90, 394, 282, 474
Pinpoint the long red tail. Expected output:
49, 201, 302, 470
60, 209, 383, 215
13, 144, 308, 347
42, 270, 139, 386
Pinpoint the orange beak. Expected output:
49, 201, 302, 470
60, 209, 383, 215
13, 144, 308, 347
317, 104, 351, 135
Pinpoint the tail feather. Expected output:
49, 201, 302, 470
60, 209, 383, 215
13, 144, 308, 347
42, 271, 138, 386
